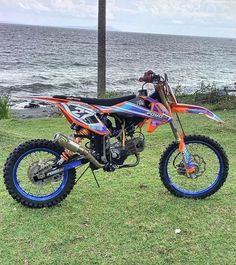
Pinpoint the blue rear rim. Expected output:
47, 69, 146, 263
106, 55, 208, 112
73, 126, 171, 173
13, 148, 68, 201
164, 139, 224, 197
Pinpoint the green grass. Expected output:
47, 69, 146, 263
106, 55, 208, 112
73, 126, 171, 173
0, 110, 235, 265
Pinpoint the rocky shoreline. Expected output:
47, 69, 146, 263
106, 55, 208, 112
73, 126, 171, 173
11, 105, 60, 119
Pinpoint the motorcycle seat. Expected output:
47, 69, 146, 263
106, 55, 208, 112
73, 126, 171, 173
78, 95, 136, 106
53, 94, 136, 106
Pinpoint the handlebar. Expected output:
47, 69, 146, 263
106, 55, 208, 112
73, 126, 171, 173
139, 70, 168, 84
138, 70, 176, 104
139, 70, 160, 83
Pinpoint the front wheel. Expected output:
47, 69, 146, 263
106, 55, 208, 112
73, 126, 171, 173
159, 135, 228, 199
3, 139, 76, 208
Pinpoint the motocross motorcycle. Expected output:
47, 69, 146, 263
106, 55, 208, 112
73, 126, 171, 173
3, 71, 228, 208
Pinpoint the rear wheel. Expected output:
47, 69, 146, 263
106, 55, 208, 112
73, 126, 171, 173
3, 140, 76, 208
159, 135, 228, 199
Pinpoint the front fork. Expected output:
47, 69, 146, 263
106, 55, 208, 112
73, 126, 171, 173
157, 86, 195, 173
170, 120, 195, 173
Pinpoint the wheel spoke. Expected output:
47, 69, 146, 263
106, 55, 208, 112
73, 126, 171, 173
162, 136, 226, 197
15, 149, 65, 198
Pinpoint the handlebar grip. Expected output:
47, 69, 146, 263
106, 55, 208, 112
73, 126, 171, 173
139, 70, 154, 83
139, 77, 145, 82
139, 70, 160, 83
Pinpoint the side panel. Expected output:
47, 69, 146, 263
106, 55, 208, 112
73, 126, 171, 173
97, 101, 172, 123
57, 103, 110, 135
171, 103, 223, 123
141, 96, 172, 133
146, 102, 171, 132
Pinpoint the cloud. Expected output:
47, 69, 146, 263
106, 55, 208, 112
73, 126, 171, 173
17, 0, 50, 12
51, 0, 97, 19
135, 0, 236, 25
0, 0, 235, 37
106, 0, 138, 19
1, 0, 98, 18
2, 0, 235, 24
18, 2, 31, 10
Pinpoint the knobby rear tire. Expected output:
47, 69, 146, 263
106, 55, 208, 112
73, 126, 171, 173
3, 139, 76, 208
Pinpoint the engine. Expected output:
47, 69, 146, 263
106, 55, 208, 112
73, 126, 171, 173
97, 115, 146, 167
109, 136, 145, 165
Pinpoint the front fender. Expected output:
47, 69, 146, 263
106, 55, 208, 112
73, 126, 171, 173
171, 103, 223, 123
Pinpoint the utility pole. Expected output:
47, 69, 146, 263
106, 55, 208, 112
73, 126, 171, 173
97, 0, 106, 98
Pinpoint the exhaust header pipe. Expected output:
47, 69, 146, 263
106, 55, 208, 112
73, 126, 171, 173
54, 133, 104, 169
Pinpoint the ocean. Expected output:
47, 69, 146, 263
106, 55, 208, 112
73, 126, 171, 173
0, 23, 235, 103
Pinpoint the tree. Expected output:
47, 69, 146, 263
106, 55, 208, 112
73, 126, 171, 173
97, 0, 106, 98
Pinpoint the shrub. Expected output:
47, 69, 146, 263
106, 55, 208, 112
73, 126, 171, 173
0, 96, 11, 119
174, 83, 236, 110
174, 84, 184, 97
104, 91, 122, 98
194, 81, 220, 104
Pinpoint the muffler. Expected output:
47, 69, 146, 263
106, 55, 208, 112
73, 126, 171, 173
54, 133, 104, 169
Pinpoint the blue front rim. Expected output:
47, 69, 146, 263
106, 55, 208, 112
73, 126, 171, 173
164, 140, 224, 197
13, 148, 68, 201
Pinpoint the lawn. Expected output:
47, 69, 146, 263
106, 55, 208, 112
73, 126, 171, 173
0, 110, 235, 265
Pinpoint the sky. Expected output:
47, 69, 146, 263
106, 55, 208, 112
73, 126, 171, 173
0, 0, 236, 38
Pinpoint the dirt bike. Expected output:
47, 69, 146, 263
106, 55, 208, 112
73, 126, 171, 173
3, 70, 228, 208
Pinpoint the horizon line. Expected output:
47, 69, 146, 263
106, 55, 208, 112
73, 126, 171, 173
0, 21, 235, 40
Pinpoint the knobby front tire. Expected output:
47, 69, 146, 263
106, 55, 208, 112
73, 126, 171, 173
159, 135, 229, 199
3, 139, 76, 208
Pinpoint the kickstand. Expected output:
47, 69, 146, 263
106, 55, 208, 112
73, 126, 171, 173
75, 165, 100, 188
91, 169, 100, 188
75, 165, 90, 184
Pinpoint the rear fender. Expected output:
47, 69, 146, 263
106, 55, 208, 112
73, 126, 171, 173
20, 96, 109, 135
17, 96, 70, 104
171, 103, 223, 123
57, 103, 110, 135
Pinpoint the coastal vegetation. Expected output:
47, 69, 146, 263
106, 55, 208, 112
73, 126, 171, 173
0, 96, 11, 119
0, 110, 235, 264
174, 81, 236, 110
105, 82, 236, 110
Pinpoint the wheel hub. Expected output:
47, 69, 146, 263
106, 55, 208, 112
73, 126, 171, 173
191, 154, 206, 178
27, 160, 62, 185
176, 154, 206, 179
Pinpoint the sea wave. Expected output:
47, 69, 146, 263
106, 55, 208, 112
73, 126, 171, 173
59, 82, 77, 88
109, 78, 138, 86
0, 80, 97, 95
1, 24, 236, 100
0, 83, 56, 94
32, 75, 50, 80
72, 62, 90, 67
